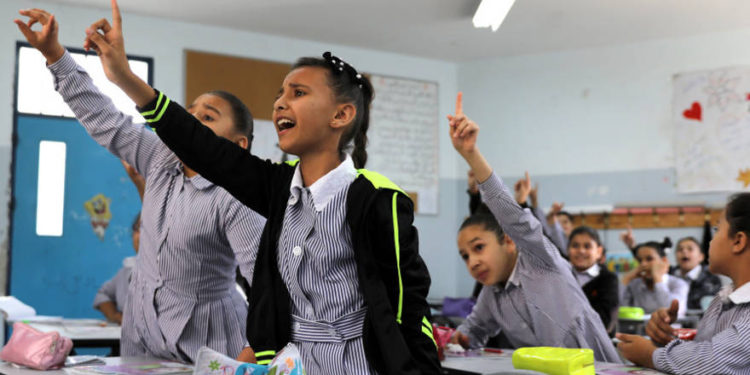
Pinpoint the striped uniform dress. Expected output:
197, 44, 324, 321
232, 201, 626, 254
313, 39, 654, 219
49, 51, 265, 362
277, 156, 376, 374
457, 172, 621, 363
653, 283, 750, 374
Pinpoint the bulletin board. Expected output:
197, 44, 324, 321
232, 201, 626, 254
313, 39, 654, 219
368, 75, 440, 214
185, 52, 441, 213
673, 67, 750, 192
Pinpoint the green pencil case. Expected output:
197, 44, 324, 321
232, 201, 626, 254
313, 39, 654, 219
618, 306, 645, 320
511, 347, 595, 375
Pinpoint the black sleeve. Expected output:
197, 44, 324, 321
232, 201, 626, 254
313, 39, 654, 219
588, 272, 620, 336
375, 192, 440, 373
139, 91, 284, 217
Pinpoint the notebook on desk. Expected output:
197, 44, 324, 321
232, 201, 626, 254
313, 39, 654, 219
0, 296, 61, 323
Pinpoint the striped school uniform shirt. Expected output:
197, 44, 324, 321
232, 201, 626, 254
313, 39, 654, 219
621, 274, 689, 318
93, 256, 136, 312
278, 155, 375, 374
653, 282, 750, 374
457, 172, 620, 363
49, 51, 265, 362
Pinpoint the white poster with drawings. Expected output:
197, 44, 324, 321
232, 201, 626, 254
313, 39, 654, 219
673, 67, 750, 192
368, 75, 439, 214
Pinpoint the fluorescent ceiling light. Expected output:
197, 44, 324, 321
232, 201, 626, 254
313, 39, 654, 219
472, 0, 516, 32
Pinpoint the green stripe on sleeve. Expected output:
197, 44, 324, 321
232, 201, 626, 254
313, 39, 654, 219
392, 192, 404, 324
140, 92, 164, 117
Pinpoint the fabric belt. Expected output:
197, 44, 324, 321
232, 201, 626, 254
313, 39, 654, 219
290, 308, 367, 343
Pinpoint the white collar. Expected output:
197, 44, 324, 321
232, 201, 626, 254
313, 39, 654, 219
683, 264, 702, 281
578, 263, 601, 278
288, 155, 357, 212
505, 258, 522, 289
729, 282, 750, 305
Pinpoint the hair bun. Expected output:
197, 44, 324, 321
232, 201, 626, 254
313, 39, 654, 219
661, 237, 673, 250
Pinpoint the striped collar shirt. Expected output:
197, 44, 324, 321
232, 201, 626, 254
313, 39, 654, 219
278, 155, 374, 374
653, 282, 750, 374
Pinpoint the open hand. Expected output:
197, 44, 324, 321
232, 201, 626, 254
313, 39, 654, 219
14, 8, 65, 64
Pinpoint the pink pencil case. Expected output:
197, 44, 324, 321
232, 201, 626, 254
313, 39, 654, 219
0, 322, 73, 370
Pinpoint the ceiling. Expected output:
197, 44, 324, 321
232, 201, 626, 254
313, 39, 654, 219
42, 0, 750, 61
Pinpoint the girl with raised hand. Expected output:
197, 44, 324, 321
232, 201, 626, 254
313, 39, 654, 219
448, 93, 620, 362
81, 1, 440, 373
621, 238, 689, 318
15, 4, 265, 362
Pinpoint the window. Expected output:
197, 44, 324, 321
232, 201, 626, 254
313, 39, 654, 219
16, 46, 150, 121
35, 141, 67, 236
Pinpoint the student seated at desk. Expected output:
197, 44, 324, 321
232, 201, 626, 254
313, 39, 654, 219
621, 239, 689, 318
617, 193, 750, 374
670, 236, 723, 310
93, 213, 140, 324
447, 94, 620, 363
567, 226, 619, 337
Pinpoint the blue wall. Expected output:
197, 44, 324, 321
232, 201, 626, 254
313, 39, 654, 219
10, 115, 141, 318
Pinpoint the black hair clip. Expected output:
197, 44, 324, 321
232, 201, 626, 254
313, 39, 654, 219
323, 51, 364, 89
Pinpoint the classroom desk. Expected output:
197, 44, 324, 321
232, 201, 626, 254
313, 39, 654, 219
0, 357, 174, 375
441, 350, 668, 375
8, 320, 121, 356
441, 352, 540, 374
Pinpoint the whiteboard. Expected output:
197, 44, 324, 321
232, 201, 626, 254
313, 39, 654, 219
673, 67, 750, 192
368, 75, 440, 214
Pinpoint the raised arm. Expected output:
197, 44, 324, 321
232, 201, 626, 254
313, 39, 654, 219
15, 6, 162, 177
82, 0, 284, 215
449, 93, 561, 268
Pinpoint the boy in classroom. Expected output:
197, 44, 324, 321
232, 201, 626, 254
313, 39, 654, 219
448, 93, 620, 363
15, 5, 265, 362
617, 193, 750, 374
80, 1, 441, 373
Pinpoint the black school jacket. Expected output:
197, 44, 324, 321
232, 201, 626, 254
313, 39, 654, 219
139, 91, 441, 374
670, 265, 723, 310
581, 266, 619, 337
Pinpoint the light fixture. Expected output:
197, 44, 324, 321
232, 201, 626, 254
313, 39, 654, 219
472, 0, 516, 32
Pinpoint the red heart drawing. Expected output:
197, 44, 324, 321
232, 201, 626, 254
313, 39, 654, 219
746, 93, 750, 101
683, 102, 701, 121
